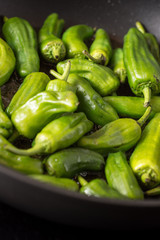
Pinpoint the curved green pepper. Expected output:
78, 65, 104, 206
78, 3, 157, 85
57, 59, 120, 96
38, 13, 66, 63
6, 72, 50, 117
0, 38, 16, 86
130, 113, 160, 190
105, 151, 144, 199
83, 28, 112, 65
67, 73, 119, 126
6, 112, 93, 156
11, 90, 79, 139
123, 27, 160, 107
62, 24, 94, 59
2, 17, 40, 78
45, 147, 104, 178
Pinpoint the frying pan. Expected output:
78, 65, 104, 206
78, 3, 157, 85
0, 0, 160, 230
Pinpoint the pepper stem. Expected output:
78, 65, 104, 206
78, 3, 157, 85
8, 129, 20, 143
135, 21, 146, 34
4, 144, 42, 156
137, 105, 152, 127
82, 50, 106, 65
78, 176, 88, 186
142, 87, 151, 107
50, 60, 71, 81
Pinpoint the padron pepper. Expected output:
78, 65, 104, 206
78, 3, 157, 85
57, 59, 120, 96
2, 16, 40, 78
77, 106, 151, 156
123, 27, 160, 108
45, 147, 105, 178
62, 24, 94, 59
11, 90, 79, 139
38, 13, 66, 63
6, 112, 93, 156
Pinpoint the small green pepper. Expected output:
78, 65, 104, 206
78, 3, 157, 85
38, 13, 66, 63
78, 176, 125, 199
62, 24, 94, 59
6, 72, 50, 117
45, 147, 105, 178
83, 28, 112, 65
57, 59, 120, 96
6, 112, 93, 156
123, 27, 160, 107
105, 151, 144, 199
130, 112, 160, 190
0, 38, 16, 86
2, 16, 40, 78
11, 90, 79, 139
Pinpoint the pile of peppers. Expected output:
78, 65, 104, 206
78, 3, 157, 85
1, 13, 160, 200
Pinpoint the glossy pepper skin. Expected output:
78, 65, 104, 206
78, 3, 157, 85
6, 112, 93, 156
62, 24, 94, 59
67, 74, 119, 126
6, 72, 50, 117
30, 175, 78, 192
130, 113, 160, 190
0, 135, 43, 174
123, 27, 160, 107
2, 17, 40, 78
57, 59, 120, 96
0, 38, 16, 86
83, 28, 112, 65
11, 90, 79, 139
39, 13, 66, 63
45, 147, 105, 178
105, 151, 144, 199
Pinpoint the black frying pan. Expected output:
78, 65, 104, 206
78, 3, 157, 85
0, 0, 160, 230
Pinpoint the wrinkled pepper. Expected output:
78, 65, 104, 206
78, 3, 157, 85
38, 13, 66, 63
11, 90, 79, 139
45, 147, 105, 178
6, 112, 93, 156
2, 16, 40, 78
57, 59, 120, 96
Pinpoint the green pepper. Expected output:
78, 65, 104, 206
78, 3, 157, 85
38, 13, 66, 63
62, 24, 94, 59
57, 59, 120, 96
0, 89, 13, 138
103, 95, 160, 120
123, 27, 160, 107
130, 112, 160, 190
136, 21, 160, 63
110, 48, 127, 83
6, 112, 93, 156
6, 72, 50, 117
66, 73, 119, 126
105, 151, 144, 199
2, 16, 40, 78
11, 90, 79, 139
0, 135, 43, 174
30, 175, 79, 192
78, 176, 125, 199
45, 147, 104, 178
83, 28, 112, 65
0, 38, 16, 86
77, 106, 151, 156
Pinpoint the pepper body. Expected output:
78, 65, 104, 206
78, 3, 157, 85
39, 13, 66, 63
130, 113, 160, 190
6, 72, 50, 117
57, 59, 120, 96
105, 151, 144, 199
6, 112, 93, 156
62, 24, 94, 59
123, 27, 160, 107
2, 17, 40, 78
0, 38, 16, 86
67, 74, 119, 126
11, 90, 79, 139
45, 147, 105, 178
